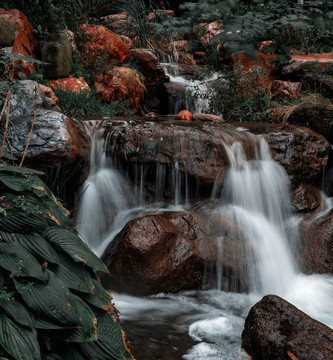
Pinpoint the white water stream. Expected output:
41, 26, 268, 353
160, 52, 219, 114
77, 122, 333, 359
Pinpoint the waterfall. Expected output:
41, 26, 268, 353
213, 136, 333, 326
76, 122, 138, 254
160, 52, 219, 114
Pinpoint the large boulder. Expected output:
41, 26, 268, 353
0, 8, 35, 77
242, 295, 333, 360
101, 209, 247, 295
41, 32, 73, 79
4, 80, 89, 184
95, 67, 145, 111
130, 49, 169, 112
287, 102, 333, 143
265, 126, 330, 189
104, 121, 257, 194
100, 12, 135, 38
130, 49, 168, 87
296, 208, 333, 274
282, 53, 333, 77
79, 24, 130, 66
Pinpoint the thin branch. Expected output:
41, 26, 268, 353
19, 85, 37, 167
0, 70, 13, 158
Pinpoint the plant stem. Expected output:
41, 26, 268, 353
19, 85, 37, 167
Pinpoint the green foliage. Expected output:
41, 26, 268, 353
2, 0, 66, 34
0, 160, 134, 360
209, 64, 272, 122
53, 88, 132, 118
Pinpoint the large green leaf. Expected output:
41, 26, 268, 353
81, 279, 114, 311
0, 164, 43, 176
58, 294, 97, 343
34, 317, 76, 330
15, 273, 81, 327
0, 172, 34, 192
0, 314, 41, 360
0, 243, 49, 281
50, 253, 94, 294
44, 228, 107, 272
0, 213, 48, 233
79, 311, 133, 360
0, 298, 34, 328
0, 232, 59, 265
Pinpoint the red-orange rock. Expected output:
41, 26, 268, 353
271, 80, 302, 98
94, 67, 145, 111
175, 110, 193, 120
118, 35, 133, 50
48, 77, 90, 93
79, 24, 129, 68
101, 12, 135, 38
39, 84, 59, 105
0, 8, 35, 77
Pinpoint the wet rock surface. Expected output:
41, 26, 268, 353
291, 183, 322, 214
265, 126, 330, 188
242, 295, 333, 360
101, 209, 248, 295
287, 102, 333, 143
105, 121, 257, 192
296, 208, 333, 274
5, 80, 89, 183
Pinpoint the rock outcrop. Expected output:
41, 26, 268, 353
287, 102, 333, 143
265, 126, 330, 188
296, 208, 333, 274
242, 295, 333, 360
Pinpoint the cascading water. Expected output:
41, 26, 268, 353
160, 52, 219, 114
216, 138, 297, 295
76, 121, 139, 255
77, 122, 333, 360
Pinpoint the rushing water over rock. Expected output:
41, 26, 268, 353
77, 120, 333, 359
160, 52, 219, 114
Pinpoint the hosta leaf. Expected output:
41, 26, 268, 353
0, 314, 41, 360
81, 279, 114, 310
0, 213, 48, 233
0, 164, 43, 176
79, 311, 133, 360
50, 253, 94, 294
0, 172, 33, 192
44, 228, 107, 272
58, 294, 97, 343
34, 317, 76, 330
0, 243, 49, 281
0, 232, 59, 264
15, 273, 81, 327
0, 298, 35, 328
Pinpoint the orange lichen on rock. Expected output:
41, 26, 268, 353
79, 24, 130, 65
0, 8, 36, 77
95, 67, 145, 111
48, 77, 90, 93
